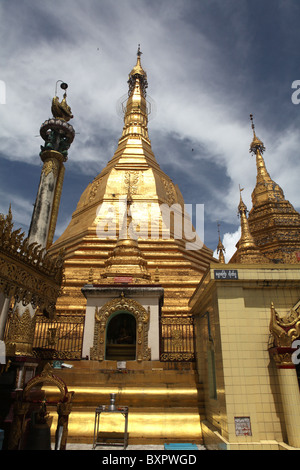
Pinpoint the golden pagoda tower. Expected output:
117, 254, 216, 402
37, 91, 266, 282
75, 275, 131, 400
229, 187, 270, 264
216, 223, 226, 263
100, 182, 151, 284
48, 47, 214, 361
247, 114, 300, 263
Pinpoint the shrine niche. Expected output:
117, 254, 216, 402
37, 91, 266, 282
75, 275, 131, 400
106, 313, 136, 360
90, 294, 151, 362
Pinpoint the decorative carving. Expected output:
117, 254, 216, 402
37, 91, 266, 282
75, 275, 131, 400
125, 171, 139, 195
24, 362, 67, 400
269, 301, 300, 368
0, 209, 65, 319
51, 94, 73, 122
5, 306, 36, 356
8, 363, 74, 450
160, 316, 194, 362
162, 178, 176, 205
171, 329, 184, 349
40, 119, 75, 159
90, 294, 150, 362
41, 158, 59, 178
269, 302, 300, 348
89, 178, 101, 202
160, 352, 194, 362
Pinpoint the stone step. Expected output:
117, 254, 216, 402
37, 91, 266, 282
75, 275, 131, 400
44, 383, 204, 408
45, 360, 205, 445
48, 406, 204, 445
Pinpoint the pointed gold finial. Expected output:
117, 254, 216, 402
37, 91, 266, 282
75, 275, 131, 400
237, 186, 256, 249
249, 114, 279, 198
229, 187, 270, 263
8, 203, 13, 222
217, 222, 226, 263
120, 47, 150, 142
249, 114, 265, 155
238, 185, 247, 214
128, 45, 148, 95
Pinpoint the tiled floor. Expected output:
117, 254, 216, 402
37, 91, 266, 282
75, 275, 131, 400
60, 443, 206, 450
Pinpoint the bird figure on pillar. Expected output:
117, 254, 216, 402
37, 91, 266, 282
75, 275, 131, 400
51, 82, 73, 122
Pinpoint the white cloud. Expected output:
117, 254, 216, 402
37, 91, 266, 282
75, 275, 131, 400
0, 190, 34, 231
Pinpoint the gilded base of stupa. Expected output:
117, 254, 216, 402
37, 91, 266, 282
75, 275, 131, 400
44, 360, 204, 445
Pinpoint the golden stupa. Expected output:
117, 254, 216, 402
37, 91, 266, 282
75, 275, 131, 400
49, 47, 214, 350
247, 115, 300, 263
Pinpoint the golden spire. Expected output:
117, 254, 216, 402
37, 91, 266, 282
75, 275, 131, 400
249, 114, 272, 188
249, 113, 265, 155
129, 44, 147, 79
216, 223, 226, 263
237, 187, 257, 250
120, 45, 150, 143
249, 114, 284, 205
229, 187, 269, 264
247, 115, 300, 263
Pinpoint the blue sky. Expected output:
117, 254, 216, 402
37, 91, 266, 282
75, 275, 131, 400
1, 0, 300, 260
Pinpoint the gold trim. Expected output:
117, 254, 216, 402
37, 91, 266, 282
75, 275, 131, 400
269, 301, 300, 348
41, 158, 59, 178
0, 209, 64, 319
90, 294, 150, 362
5, 306, 36, 356
47, 163, 65, 248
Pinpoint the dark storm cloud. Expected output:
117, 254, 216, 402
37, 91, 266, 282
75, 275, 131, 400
1, 0, 300, 257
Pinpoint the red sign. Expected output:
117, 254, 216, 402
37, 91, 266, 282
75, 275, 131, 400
114, 277, 133, 284
296, 252, 300, 261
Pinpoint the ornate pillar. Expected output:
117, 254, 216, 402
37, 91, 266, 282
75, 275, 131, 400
6, 83, 74, 358
0, 292, 10, 339
30, 82, 75, 249
55, 391, 74, 450
269, 302, 300, 448
28, 149, 64, 249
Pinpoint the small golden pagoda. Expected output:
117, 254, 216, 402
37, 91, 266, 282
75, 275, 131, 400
229, 187, 270, 264
247, 115, 300, 263
100, 183, 151, 284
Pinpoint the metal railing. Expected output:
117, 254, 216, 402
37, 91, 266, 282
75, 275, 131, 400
160, 315, 195, 361
33, 311, 85, 360
4, 309, 195, 362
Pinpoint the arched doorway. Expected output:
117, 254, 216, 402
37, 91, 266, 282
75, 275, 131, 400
106, 312, 136, 360
89, 294, 151, 362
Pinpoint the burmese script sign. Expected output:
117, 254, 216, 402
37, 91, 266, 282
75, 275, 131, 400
214, 269, 238, 280
234, 417, 252, 436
